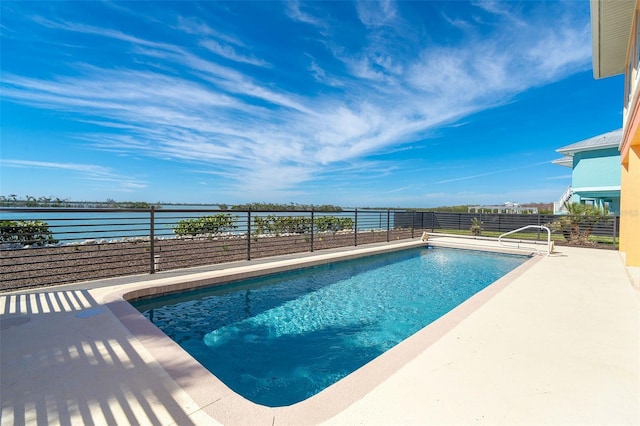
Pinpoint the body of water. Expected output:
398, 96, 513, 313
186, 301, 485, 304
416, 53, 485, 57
0, 207, 396, 244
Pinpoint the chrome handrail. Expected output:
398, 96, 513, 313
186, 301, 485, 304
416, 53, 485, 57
498, 225, 553, 256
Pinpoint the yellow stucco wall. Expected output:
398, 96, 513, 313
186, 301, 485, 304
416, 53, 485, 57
619, 144, 640, 267
619, 1, 640, 268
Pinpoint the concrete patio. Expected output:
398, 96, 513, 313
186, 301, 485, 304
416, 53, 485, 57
1, 237, 638, 425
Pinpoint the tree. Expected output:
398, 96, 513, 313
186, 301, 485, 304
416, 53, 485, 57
25, 195, 37, 207
548, 202, 606, 245
469, 217, 483, 236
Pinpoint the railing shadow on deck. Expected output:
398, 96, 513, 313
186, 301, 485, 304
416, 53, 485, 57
0, 290, 205, 425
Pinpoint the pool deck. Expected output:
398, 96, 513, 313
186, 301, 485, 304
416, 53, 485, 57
1, 236, 638, 425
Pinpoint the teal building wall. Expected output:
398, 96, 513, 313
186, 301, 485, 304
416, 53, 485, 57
570, 147, 621, 214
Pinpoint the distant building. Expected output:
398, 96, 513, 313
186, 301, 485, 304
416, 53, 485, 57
590, 0, 640, 268
468, 202, 538, 214
552, 129, 622, 215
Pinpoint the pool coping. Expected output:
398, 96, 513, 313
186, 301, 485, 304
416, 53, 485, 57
102, 239, 542, 425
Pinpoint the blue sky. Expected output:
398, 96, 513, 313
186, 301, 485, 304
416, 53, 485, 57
1, 0, 624, 207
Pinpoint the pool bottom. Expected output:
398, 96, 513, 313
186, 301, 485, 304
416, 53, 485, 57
105, 240, 541, 424
133, 246, 528, 407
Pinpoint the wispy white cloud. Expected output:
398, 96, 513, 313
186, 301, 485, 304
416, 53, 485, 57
32, 16, 179, 52
1, 1, 591, 199
1, 159, 147, 192
434, 161, 551, 184
544, 174, 572, 180
440, 11, 474, 31
387, 186, 413, 194
355, 0, 399, 28
199, 39, 269, 66
2, 159, 112, 174
307, 57, 344, 87
174, 16, 220, 38
471, 0, 527, 26
285, 0, 327, 29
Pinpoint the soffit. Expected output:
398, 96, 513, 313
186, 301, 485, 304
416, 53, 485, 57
592, 0, 636, 79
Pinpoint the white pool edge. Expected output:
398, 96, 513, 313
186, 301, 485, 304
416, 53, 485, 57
103, 239, 541, 425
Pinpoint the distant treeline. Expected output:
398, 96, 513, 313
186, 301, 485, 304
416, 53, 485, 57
230, 202, 343, 211
0, 196, 552, 213
0, 196, 157, 209
0, 197, 342, 211
1, 196, 73, 208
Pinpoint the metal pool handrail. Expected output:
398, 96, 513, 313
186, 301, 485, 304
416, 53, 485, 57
498, 225, 553, 256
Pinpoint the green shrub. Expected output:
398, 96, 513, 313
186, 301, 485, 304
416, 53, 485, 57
252, 215, 275, 235
469, 217, 483, 236
315, 216, 354, 232
547, 202, 606, 244
173, 214, 237, 236
252, 215, 311, 235
0, 220, 58, 246
251, 215, 353, 235
276, 216, 311, 234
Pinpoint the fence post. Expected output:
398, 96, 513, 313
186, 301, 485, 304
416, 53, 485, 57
149, 206, 155, 274
613, 215, 618, 249
411, 211, 415, 238
354, 208, 358, 247
247, 210, 251, 261
310, 209, 314, 252
387, 209, 390, 242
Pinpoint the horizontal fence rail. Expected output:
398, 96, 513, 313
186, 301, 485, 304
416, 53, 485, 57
1, 208, 619, 291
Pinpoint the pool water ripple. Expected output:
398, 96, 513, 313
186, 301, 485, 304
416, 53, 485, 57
133, 247, 527, 406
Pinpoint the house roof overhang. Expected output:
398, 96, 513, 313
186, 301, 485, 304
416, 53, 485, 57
591, 0, 636, 79
552, 156, 573, 168
555, 129, 623, 156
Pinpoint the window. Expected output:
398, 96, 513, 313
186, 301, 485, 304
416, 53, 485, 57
625, 9, 640, 109
636, 9, 640, 71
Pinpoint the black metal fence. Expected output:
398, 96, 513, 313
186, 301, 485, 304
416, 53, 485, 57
1, 208, 619, 291
395, 211, 619, 239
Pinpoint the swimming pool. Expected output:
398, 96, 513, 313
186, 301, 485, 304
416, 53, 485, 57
132, 246, 528, 407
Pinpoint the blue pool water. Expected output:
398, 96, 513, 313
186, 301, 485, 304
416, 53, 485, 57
132, 246, 528, 407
